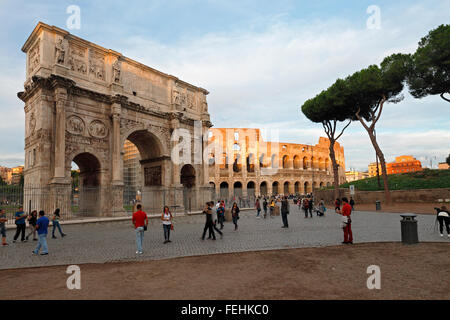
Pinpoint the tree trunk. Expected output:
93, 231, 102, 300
360, 123, 392, 204
328, 139, 340, 201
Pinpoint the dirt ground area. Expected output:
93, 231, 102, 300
342, 202, 445, 215
2, 242, 449, 300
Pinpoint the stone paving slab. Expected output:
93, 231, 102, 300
0, 209, 447, 270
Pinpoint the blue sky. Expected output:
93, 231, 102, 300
0, 0, 449, 170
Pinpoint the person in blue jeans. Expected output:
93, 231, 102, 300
51, 208, 66, 239
33, 210, 49, 255
13, 207, 27, 243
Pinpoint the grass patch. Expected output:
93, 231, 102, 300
340, 169, 450, 191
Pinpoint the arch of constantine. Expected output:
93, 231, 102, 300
18, 22, 212, 216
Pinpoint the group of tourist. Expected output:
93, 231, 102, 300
4, 196, 449, 256
0, 206, 67, 255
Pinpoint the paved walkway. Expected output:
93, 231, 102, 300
0, 209, 446, 270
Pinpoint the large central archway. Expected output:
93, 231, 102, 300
122, 129, 170, 213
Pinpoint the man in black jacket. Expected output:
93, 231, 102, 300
281, 196, 289, 228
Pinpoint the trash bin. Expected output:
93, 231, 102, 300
375, 201, 381, 211
400, 213, 419, 245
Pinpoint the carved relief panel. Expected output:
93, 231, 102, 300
28, 40, 40, 75
68, 44, 88, 75
88, 49, 105, 81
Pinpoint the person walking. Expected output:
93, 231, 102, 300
132, 204, 148, 254
0, 209, 8, 246
32, 210, 49, 255
13, 207, 27, 243
308, 196, 314, 218
231, 202, 240, 230
349, 197, 355, 212
262, 198, 268, 218
335, 198, 341, 213
51, 208, 66, 239
436, 206, 450, 237
202, 202, 216, 240
216, 202, 225, 229
161, 206, 173, 243
281, 196, 289, 228
339, 197, 353, 244
302, 197, 309, 218
255, 198, 261, 218
26, 210, 38, 241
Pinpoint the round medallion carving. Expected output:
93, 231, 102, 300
88, 120, 108, 138
66, 115, 85, 135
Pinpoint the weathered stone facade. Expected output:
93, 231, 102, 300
207, 128, 346, 199
18, 22, 211, 216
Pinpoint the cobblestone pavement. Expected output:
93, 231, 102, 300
0, 208, 447, 270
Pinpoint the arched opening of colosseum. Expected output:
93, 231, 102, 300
319, 182, 325, 189
304, 181, 311, 194
283, 181, 290, 194
272, 181, 279, 195
325, 158, 330, 172
233, 181, 243, 198
282, 155, 290, 169
247, 181, 255, 197
247, 154, 255, 172
260, 182, 268, 196
293, 156, 301, 169
71, 152, 101, 216
220, 182, 229, 200
303, 156, 309, 169
294, 181, 300, 194
233, 154, 241, 173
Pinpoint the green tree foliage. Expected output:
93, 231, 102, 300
302, 79, 353, 199
345, 54, 409, 203
446, 154, 450, 166
406, 24, 450, 102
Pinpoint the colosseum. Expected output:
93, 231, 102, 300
206, 128, 346, 201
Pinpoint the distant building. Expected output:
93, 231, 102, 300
438, 162, 450, 170
368, 155, 422, 176
368, 162, 382, 177
0, 166, 13, 184
11, 166, 24, 185
345, 170, 369, 182
387, 156, 422, 174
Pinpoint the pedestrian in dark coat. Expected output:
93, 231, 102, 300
281, 196, 289, 228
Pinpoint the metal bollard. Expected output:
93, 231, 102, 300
375, 200, 381, 211
400, 213, 419, 245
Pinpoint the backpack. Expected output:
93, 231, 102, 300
303, 199, 309, 208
